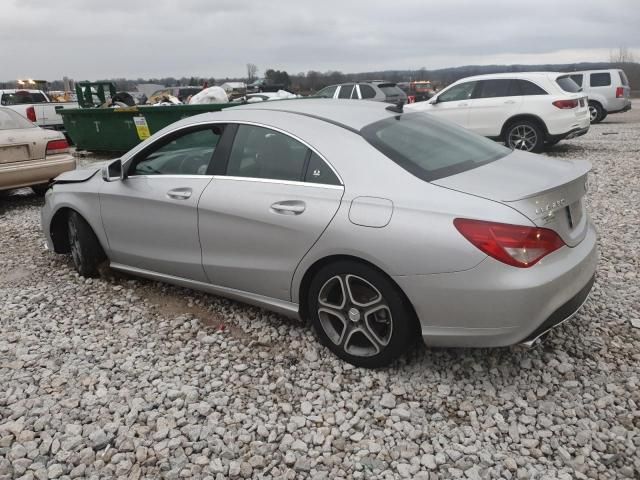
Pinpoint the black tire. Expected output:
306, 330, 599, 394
504, 120, 545, 153
588, 101, 604, 124
545, 138, 561, 147
67, 211, 106, 277
307, 260, 415, 368
599, 111, 608, 122
31, 184, 49, 196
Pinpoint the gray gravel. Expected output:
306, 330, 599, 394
1, 102, 639, 479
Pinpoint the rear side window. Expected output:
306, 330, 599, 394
474, 79, 513, 98
517, 80, 548, 95
569, 74, 583, 87
338, 84, 354, 99
362, 113, 510, 182
359, 84, 376, 99
618, 70, 629, 86
590, 73, 611, 87
1, 91, 47, 105
556, 76, 581, 93
304, 152, 340, 185
378, 84, 404, 98
226, 125, 308, 181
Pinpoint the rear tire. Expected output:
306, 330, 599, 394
589, 101, 604, 124
504, 120, 545, 153
67, 211, 106, 277
307, 260, 416, 368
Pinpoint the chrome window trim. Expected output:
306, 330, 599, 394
212, 175, 344, 190
122, 119, 344, 186
126, 174, 214, 180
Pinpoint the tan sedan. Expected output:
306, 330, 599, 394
0, 107, 75, 195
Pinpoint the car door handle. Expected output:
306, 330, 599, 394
504, 100, 517, 104
167, 188, 192, 200
271, 200, 306, 215
457, 103, 468, 107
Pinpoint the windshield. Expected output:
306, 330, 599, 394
361, 113, 510, 181
315, 85, 337, 98
556, 75, 581, 93
0, 108, 37, 129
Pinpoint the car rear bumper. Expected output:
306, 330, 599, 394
608, 102, 632, 114
0, 155, 75, 191
547, 126, 590, 143
394, 220, 598, 347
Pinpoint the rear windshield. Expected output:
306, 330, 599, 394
0, 108, 37, 129
378, 84, 405, 97
618, 70, 629, 86
556, 75, 581, 93
361, 113, 509, 182
1, 91, 47, 105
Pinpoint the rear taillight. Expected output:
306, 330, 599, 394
26, 106, 36, 122
616, 87, 624, 98
46, 139, 70, 155
552, 99, 578, 109
453, 219, 565, 268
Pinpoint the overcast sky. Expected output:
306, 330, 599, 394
1, 0, 638, 81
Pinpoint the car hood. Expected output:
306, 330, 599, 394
53, 162, 108, 183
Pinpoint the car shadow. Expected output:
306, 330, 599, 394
0, 188, 44, 216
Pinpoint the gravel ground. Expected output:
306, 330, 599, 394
1, 104, 639, 480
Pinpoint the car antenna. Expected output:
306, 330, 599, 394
386, 100, 405, 114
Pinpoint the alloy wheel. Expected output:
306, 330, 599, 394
589, 105, 598, 122
317, 274, 393, 357
508, 125, 538, 152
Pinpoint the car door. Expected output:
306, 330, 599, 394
428, 81, 476, 127
466, 79, 523, 136
198, 123, 344, 301
99, 125, 223, 281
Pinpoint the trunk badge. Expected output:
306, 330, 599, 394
535, 198, 566, 216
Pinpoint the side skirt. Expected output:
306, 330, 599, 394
110, 262, 301, 319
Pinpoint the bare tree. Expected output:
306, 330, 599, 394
610, 46, 635, 64
246, 63, 258, 82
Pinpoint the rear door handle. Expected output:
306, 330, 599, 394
271, 200, 306, 215
167, 188, 192, 200
457, 103, 468, 107
504, 100, 516, 104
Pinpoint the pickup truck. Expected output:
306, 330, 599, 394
0, 89, 78, 130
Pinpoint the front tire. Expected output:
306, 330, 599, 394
504, 120, 545, 153
307, 260, 415, 368
589, 101, 604, 124
67, 211, 106, 277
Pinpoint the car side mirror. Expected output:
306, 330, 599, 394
429, 96, 439, 104
102, 158, 123, 182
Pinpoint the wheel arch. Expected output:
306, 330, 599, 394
297, 254, 421, 336
49, 205, 108, 256
500, 114, 549, 139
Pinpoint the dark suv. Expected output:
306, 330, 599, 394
315, 81, 407, 104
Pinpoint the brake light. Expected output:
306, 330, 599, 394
46, 139, 70, 155
26, 106, 36, 122
616, 87, 624, 98
453, 219, 565, 268
552, 99, 578, 109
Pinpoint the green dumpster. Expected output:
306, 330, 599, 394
60, 103, 238, 153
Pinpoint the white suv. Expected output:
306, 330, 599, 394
564, 69, 632, 123
405, 72, 590, 153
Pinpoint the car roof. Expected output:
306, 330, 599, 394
184, 99, 397, 132
454, 72, 563, 82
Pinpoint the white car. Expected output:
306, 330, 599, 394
405, 72, 590, 153
564, 69, 632, 123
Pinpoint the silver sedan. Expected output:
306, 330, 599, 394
41, 100, 597, 367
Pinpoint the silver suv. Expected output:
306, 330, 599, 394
315, 81, 407, 104
565, 69, 632, 123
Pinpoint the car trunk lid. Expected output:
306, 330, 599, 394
0, 128, 45, 163
432, 150, 591, 247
